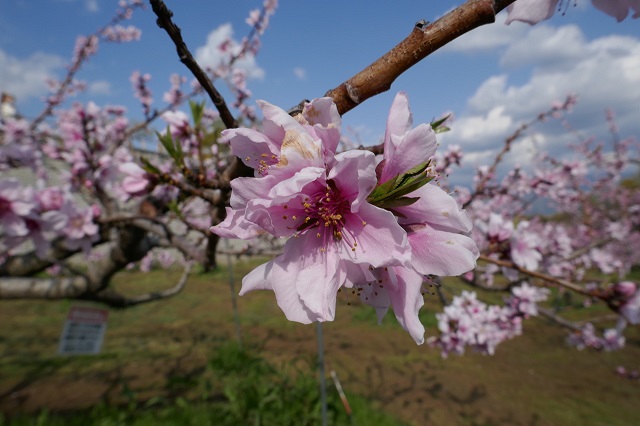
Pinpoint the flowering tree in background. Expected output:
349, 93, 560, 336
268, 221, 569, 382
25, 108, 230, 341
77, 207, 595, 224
1, 0, 639, 355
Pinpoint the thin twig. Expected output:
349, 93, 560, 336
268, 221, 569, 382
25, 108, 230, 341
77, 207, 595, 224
479, 254, 595, 298
149, 0, 238, 129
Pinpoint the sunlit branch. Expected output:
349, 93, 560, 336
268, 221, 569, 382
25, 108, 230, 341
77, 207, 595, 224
323, 0, 517, 115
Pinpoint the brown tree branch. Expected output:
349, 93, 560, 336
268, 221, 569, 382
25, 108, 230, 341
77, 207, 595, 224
149, 0, 238, 129
85, 262, 192, 307
324, 0, 516, 115
479, 254, 595, 298
0, 276, 90, 299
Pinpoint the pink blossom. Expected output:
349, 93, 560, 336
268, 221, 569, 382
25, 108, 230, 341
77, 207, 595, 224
618, 285, 640, 324
130, 71, 153, 116
510, 221, 542, 271
592, 0, 640, 21
567, 323, 625, 351
0, 178, 35, 237
506, 0, 639, 25
346, 264, 427, 344
213, 98, 410, 324
100, 25, 141, 42
229, 150, 411, 323
60, 202, 100, 253
376, 92, 479, 277
119, 162, 156, 196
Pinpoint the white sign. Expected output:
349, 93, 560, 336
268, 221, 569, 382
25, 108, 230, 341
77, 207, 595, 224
58, 306, 109, 355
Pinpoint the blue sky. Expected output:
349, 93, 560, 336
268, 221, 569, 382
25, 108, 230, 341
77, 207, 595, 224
1, 1, 639, 185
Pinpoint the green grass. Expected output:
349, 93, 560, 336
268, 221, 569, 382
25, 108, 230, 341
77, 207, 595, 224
1, 258, 640, 425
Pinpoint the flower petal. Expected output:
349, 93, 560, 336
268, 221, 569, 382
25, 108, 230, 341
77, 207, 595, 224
380, 123, 437, 183
408, 224, 479, 276
396, 184, 473, 233
383, 92, 413, 158
388, 267, 426, 345
241, 258, 320, 323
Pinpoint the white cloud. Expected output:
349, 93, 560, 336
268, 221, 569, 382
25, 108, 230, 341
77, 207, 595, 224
195, 23, 264, 80
453, 105, 513, 145
501, 24, 586, 71
442, 13, 528, 52
0, 49, 64, 100
85, 0, 98, 12
88, 80, 111, 95
442, 23, 640, 186
293, 67, 306, 80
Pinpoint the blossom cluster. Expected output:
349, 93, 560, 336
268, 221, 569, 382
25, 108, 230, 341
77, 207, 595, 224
429, 283, 550, 356
211, 93, 479, 344
0, 178, 100, 257
566, 323, 625, 351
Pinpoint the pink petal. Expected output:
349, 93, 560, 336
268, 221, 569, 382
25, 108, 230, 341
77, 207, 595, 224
408, 225, 479, 276
278, 236, 346, 321
592, 0, 633, 22
388, 267, 426, 345
210, 207, 262, 239
224, 128, 280, 171
395, 184, 473, 233
258, 99, 308, 144
328, 150, 377, 212
380, 123, 437, 183
343, 203, 411, 268
383, 92, 413, 159
241, 258, 320, 323
303, 97, 341, 128
505, 0, 559, 25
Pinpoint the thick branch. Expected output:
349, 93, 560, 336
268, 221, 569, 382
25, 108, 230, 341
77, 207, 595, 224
0, 276, 89, 299
537, 307, 582, 331
131, 218, 206, 264
86, 262, 192, 308
324, 0, 515, 115
149, 0, 238, 129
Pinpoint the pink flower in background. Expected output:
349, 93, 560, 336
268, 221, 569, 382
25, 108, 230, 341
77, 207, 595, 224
0, 178, 35, 237
431, 283, 549, 356
119, 162, 156, 196
618, 283, 640, 325
60, 202, 100, 253
510, 221, 542, 271
487, 213, 513, 242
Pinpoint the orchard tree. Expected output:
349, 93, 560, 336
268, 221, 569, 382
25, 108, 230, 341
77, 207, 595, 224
0, 0, 639, 353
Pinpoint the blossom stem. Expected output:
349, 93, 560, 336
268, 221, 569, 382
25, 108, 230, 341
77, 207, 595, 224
479, 254, 595, 298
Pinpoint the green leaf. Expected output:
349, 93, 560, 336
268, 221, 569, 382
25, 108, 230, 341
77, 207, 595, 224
367, 160, 434, 210
156, 127, 184, 167
430, 114, 450, 130
376, 196, 420, 209
156, 128, 176, 157
168, 200, 184, 219
190, 100, 205, 128
139, 157, 161, 174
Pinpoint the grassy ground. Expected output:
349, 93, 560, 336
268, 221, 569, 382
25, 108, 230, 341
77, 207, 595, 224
1, 258, 639, 425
